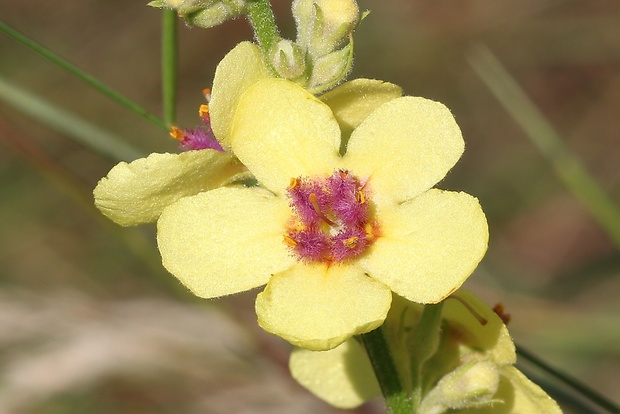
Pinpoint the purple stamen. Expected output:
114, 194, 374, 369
290, 226, 329, 262
332, 227, 369, 262
177, 127, 225, 152
284, 171, 378, 263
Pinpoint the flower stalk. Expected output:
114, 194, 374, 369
162, 8, 178, 128
360, 327, 412, 414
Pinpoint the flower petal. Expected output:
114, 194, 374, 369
497, 366, 563, 413
94, 150, 247, 226
157, 187, 295, 298
320, 78, 402, 145
210, 42, 270, 149
231, 78, 341, 193
289, 341, 380, 409
361, 189, 488, 303
443, 290, 516, 366
256, 263, 391, 350
344, 96, 464, 204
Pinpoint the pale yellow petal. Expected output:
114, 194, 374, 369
455, 366, 562, 414
231, 78, 342, 193
361, 189, 488, 303
289, 341, 380, 409
345, 96, 464, 204
443, 290, 516, 366
256, 263, 391, 350
210, 42, 270, 149
93, 150, 247, 226
157, 187, 295, 298
320, 78, 402, 145
499, 366, 562, 414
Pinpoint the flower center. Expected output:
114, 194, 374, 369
284, 170, 380, 263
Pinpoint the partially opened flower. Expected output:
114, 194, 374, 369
290, 291, 563, 413
92, 45, 268, 227
156, 42, 489, 350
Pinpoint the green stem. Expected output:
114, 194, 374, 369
467, 44, 620, 250
161, 9, 178, 128
360, 327, 412, 414
0, 21, 167, 131
245, 0, 279, 55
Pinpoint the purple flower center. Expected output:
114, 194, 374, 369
284, 170, 379, 263
170, 101, 225, 152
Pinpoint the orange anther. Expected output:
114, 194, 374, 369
170, 126, 184, 141
355, 190, 366, 204
199, 104, 210, 119
289, 177, 300, 190
202, 88, 211, 100
283, 234, 298, 248
343, 236, 358, 248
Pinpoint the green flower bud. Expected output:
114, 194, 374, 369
293, 0, 359, 57
306, 41, 353, 94
269, 39, 306, 80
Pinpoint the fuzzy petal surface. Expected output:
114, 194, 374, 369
344, 96, 464, 204
289, 340, 380, 409
320, 78, 402, 140
496, 366, 563, 414
256, 263, 392, 350
231, 78, 341, 193
210, 42, 269, 149
157, 187, 295, 298
361, 189, 488, 303
462, 367, 563, 414
94, 150, 246, 226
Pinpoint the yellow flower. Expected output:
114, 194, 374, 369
290, 291, 563, 413
93, 43, 269, 226
156, 42, 489, 350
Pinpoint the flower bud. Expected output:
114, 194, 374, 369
293, 0, 359, 57
419, 359, 500, 414
148, 0, 246, 28
269, 39, 306, 80
306, 42, 353, 94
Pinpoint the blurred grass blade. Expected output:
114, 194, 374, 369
162, 9, 178, 128
0, 118, 189, 296
467, 44, 620, 250
0, 75, 144, 162
0, 21, 167, 131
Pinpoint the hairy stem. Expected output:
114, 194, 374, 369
361, 327, 413, 414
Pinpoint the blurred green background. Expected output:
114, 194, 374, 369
1, 0, 619, 413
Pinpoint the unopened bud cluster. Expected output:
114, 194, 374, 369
269, 0, 359, 94
148, 0, 246, 28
